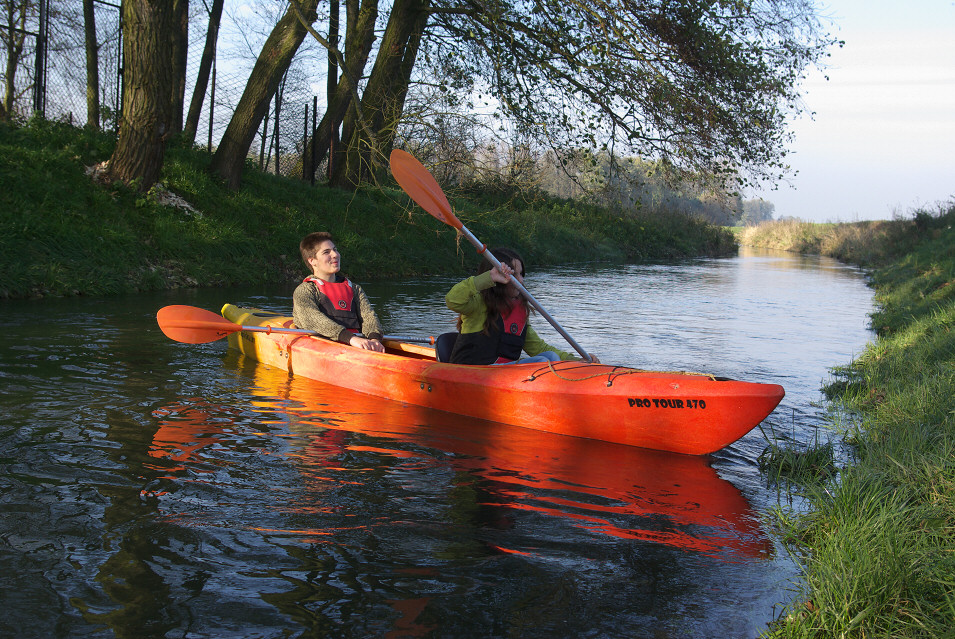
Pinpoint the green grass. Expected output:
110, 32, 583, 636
738, 217, 933, 268
757, 432, 836, 487
756, 203, 955, 638
0, 118, 737, 299
769, 472, 955, 638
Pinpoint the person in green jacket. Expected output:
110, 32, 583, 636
445, 247, 599, 365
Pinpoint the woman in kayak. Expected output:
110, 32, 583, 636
293, 231, 386, 352
445, 247, 599, 365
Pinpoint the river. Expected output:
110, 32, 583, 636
0, 247, 873, 638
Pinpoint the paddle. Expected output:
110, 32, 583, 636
389, 149, 594, 362
157, 305, 434, 345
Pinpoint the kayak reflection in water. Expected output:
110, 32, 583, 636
444, 247, 600, 365
292, 231, 386, 353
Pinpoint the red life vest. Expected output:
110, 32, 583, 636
304, 276, 362, 333
494, 300, 529, 363
449, 300, 529, 365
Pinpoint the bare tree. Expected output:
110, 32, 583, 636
82, 0, 98, 128
330, 0, 428, 188
209, 0, 319, 189
301, 0, 379, 184
1, 0, 33, 120
183, 0, 223, 145
106, 0, 183, 191
169, 0, 188, 134
317, 0, 832, 192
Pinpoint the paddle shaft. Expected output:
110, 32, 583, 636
224, 324, 433, 344
459, 225, 593, 362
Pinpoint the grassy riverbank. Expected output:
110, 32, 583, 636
738, 216, 936, 268
0, 119, 735, 299
744, 209, 955, 637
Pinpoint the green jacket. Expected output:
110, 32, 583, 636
445, 271, 575, 360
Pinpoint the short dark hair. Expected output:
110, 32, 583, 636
300, 231, 334, 264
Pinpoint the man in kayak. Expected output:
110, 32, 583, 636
445, 247, 599, 365
293, 231, 386, 352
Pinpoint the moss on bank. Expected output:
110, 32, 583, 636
1, 119, 735, 299
744, 208, 955, 637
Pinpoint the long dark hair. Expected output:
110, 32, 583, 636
465, 247, 529, 334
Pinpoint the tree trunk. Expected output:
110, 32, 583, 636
325, 0, 339, 180
169, 0, 189, 135
83, 0, 100, 129
303, 0, 377, 182
332, 0, 428, 189
2, 2, 28, 120
106, 0, 181, 192
183, 0, 223, 145
209, 0, 319, 190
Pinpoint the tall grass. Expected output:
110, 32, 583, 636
757, 429, 836, 487
760, 202, 955, 637
1, 119, 736, 299
737, 208, 953, 269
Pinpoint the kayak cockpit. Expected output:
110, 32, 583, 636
383, 340, 437, 360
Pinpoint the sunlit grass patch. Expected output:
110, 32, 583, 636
757, 436, 837, 486
739, 201, 954, 271
767, 469, 955, 639
762, 202, 955, 638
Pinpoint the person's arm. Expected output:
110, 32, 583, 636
524, 326, 600, 363
351, 284, 383, 340
523, 326, 574, 360
446, 272, 495, 333
350, 283, 385, 352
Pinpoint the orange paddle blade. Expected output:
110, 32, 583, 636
390, 149, 462, 229
157, 305, 242, 344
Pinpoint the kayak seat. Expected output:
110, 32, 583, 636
435, 332, 458, 363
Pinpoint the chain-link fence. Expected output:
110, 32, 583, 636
2, 0, 329, 181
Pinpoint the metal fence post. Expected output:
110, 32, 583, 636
208, 53, 216, 152
273, 90, 280, 176
33, 0, 48, 117
303, 102, 309, 180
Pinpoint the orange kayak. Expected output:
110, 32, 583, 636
222, 304, 784, 455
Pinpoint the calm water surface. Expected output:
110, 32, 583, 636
0, 248, 873, 638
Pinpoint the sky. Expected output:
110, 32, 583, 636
749, 0, 955, 222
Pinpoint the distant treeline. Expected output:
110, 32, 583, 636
426, 143, 776, 227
